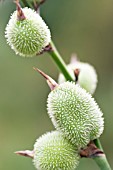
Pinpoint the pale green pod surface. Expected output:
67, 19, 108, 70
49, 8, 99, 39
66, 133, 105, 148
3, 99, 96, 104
58, 62, 98, 94
5, 7, 51, 57
47, 82, 104, 149
33, 131, 80, 170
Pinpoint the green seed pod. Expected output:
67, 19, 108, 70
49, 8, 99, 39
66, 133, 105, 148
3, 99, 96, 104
5, 7, 51, 57
33, 131, 80, 170
47, 82, 104, 149
58, 61, 97, 94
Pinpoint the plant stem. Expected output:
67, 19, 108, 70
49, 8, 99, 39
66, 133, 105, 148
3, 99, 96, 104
49, 41, 74, 81
94, 138, 103, 151
20, 0, 32, 8
48, 40, 112, 170
94, 155, 111, 170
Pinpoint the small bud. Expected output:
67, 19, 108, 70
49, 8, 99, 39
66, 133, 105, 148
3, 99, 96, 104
5, 7, 51, 57
58, 58, 98, 94
33, 131, 80, 170
47, 82, 104, 149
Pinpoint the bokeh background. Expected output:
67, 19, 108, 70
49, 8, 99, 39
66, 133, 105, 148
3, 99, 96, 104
0, 0, 113, 169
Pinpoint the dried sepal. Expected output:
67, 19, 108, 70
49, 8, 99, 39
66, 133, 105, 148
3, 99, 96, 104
33, 67, 58, 90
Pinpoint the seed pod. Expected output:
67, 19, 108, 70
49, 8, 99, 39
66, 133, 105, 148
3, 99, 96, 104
58, 60, 97, 94
33, 131, 80, 170
5, 7, 51, 57
47, 82, 104, 149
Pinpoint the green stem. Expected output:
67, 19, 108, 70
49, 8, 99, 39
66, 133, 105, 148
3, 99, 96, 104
49, 41, 74, 81
20, 0, 33, 8
94, 138, 103, 151
48, 40, 111, 170
94, 155, 111, 170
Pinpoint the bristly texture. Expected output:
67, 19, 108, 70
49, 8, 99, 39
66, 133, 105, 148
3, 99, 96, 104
47, 82, 104, 149
33, 131, 80, 170
5, 7, 51, 57
58, 62, 97, 94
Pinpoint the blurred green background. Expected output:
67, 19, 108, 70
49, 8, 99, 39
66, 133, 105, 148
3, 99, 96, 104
0, 0, 113, 169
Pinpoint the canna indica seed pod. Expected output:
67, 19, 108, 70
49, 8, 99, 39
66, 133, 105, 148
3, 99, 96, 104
34, 68, 104, 149
47, 82, 104, 149
33, 131, 80, 170
58, 58, 97, 94
5, 6, 51, 57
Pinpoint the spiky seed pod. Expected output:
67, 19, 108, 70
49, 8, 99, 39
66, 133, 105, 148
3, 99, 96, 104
33, 131, 80, 170
58, 62, 97, 94
47, 82, 104, 149
5, 7, 51, 57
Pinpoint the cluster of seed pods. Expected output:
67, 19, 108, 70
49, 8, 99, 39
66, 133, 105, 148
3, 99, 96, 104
5, 2, 104, 170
